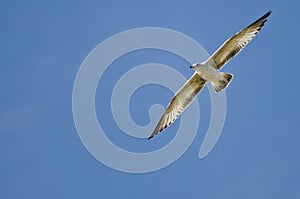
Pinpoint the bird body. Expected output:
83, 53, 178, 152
148, 11, 272, 140
191, 62, 220, 83
191, 61, 233, 93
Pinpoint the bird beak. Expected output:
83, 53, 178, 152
190, 65, 194, 69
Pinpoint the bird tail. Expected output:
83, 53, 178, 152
212, 72, 233, 93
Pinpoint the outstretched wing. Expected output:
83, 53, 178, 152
208, 10, 271, 69
148, 73, 206, 140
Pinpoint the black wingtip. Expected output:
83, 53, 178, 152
258, 10, 272, 22
147, 136, 153, 140
247, 10, 272, 28
264, 10, 272, 18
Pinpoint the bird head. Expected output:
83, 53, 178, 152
189, 63, 201, 69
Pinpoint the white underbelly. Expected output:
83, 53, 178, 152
196, 65, 220, 82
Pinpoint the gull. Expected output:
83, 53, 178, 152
148, 10, 272, 140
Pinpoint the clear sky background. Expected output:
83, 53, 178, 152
1, 0, 299, 198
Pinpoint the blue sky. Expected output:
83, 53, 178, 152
1, 0, 300, 198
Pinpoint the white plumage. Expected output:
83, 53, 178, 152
148, 11, 271, 140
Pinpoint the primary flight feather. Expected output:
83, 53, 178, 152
148, 11, 271, 140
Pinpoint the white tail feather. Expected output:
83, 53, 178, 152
212, 72, 233, 93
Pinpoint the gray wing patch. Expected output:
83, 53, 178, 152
148, 73, 206, 139
209, 11, 271, 69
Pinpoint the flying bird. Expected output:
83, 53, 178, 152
148, 10, 272, 140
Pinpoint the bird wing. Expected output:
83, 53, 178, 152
148, 73, 206, 139
208, 10, 271, 69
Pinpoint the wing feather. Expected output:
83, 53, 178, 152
209, 10, 271, 69
148, 73, 206, 139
